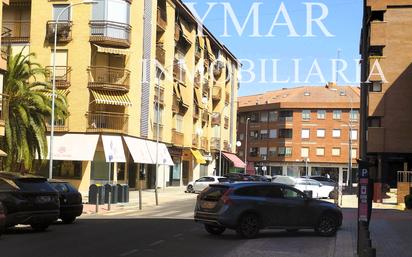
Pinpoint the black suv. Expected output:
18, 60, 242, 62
195, 182, 342, 238
49, 180, 83, 224
0, 172, 60, 231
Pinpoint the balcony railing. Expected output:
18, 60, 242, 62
203, 79, 210, 95
45, 66, 72, 88
2, 20, 30, 43
87, 111, 129, 133
201, 137, 209, 150
224, 117, 229, 129
193, 105, 200, 120
172, 129, 184, 146
157, 7, 167, 31
46, 118, 69, 132
213, 60, 224, 78
211, 112, 221, 126
192, 134, 199, 148
225, 92, 230, 105
194, 73, 201, 88
212, 86, 222, 101
46, 21, 73, 43
173, 59, 186, 83
172, 95, 180, 113
88, 66, 130, 91
211, 137, 220, 151
202, 111, 209, 124
89, 20, 131, 48
156, 44, 166, 65
154, 86, 165, 105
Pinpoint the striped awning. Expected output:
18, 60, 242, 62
90, 90, 132, 106
94, 44, 130, 56
42, 89, 70, 98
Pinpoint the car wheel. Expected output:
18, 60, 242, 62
204, 224, 226, 235
31, 223, 50, 232
186, 185, 194, 193
236, 213, 260, 239
315, 214, 338, 236
62, 216, 77, 224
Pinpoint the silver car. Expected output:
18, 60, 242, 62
186, 176, 229, 193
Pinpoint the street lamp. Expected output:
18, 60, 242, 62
244, 117, 250, 174
49, 0, 97, 180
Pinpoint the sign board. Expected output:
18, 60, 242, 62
357, 161, 371, 222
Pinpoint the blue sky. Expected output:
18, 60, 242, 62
184, 0, 363, 96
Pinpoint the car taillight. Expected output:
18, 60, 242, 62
221, 189, 234, 205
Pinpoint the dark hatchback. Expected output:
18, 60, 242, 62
49, 180, 83, 224
0, 172, 60, 231
195, 182, 342, 238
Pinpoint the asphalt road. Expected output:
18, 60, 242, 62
0, 198, 343, 257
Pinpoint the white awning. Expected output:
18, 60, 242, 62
94, 44, 130, 56
123, 136, 154, 164
145, 140, 174, 166
102, 135, 126, 163
46, 134, 99, 161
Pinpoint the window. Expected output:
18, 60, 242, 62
301, 129, 310, 139
317, 110, 326, 120
316, 147, 325, 156
269, 129, 277, 139
317, 129, 325, 138
285, 147, 292, 157
368, 117, 382, 127
259, 147, 267, 159
238, 150, 244, 157
260, 112, 268, 122
239, 116, 245, 123
91, 0, 131, 39
282, 188, 305, 199
333, 110, 342, 120
269, 111, 278, 122
175, 114, 184, 133
238, 133, 244, 141
279, 129, 293, 139
351, 149, 357, 159
250, 147, 258, 157
370, 81, 382, 92
53, 4, 71, 21
269, 147, 277, 156
350, 110, 359, 121
260, 130, 268, 139
279, 110, 293, 121
351, 130, 358, 140
301, 147, 309, 158
302, 110, 311, 120
213, 125, 220, 137
154, 103, 164, 125
278, 147, 286, 156
332, 148, 341, 156
333, 129, 341, 138
250, 113, 259, 122
250, 131, 259, 139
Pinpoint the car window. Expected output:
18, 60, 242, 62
15, 178, 55, 192
235, 185, 282, 198
52, 183, 70, 192
282, 188, 305, 199
267, 186, 283, 198
200, 185, 229, 201
206, 177, 215, 182
309, 180, 321, 186
0, 178, 19, 191
217, 178, 230, 183
197, 177, 209, 182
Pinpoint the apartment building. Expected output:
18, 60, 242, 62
1, 0, 240, 193
237, 84, 360, 185
0, 0, 7, 157
360, 1, 412, 192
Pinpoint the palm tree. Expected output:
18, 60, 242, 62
3, 50, 69, 171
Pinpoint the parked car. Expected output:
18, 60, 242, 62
248, 175, 272, 182
0, 172, 59, 231
224, 173, 255, 182
0, 202, 5, 237
49, 180, 83, 224
294, 178, 336, 199
186, 176, 229, 193
194, 182, 342, 238
272, 175, 297, 186
308, 176, 337, 187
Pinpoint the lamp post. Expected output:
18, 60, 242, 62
49, 0, 97, 180
244, 117, 250, 174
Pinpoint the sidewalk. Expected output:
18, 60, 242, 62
82, 186, 196, 215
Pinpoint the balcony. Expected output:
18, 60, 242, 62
153, 123, 163, 141
89, 20, 131, 48
154, 86, 165, 105
194, 72, 201, 89
367, 127, 385, 153
174, 24, 181, 42
203, 79, 210, 95
223, 140, 231, 152
156, 44, 166, 65
46, 21, 73, 43
157, 7, 167, 32
88, 66, 130, 91
211, 112, 221, 126
225, 92, 230, 105
213, 60, 224, 79
172, 129, 184, 146
45, 66, 72, 89
195, 44, 202, 61
172, 96, 180, 113
201, 137, 209, 151
224, 116, 229, 129
0, 94, 9, 136
87, 111, 128, 133
211, 137, 220, 151
192, 134, 199, 148
202, 111, 209, 124
193, 105, 200, 120
212, 86, 222, 101
2, 20, 30, 43
46, 119, 69, 132
173, 59, 186, 83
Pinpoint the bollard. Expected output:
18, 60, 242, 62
95, 191, 99, 213
108, 191, 111, 211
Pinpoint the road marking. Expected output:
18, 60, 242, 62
175, 212, 194, 218
151, 210, 180, 217
104, 209, 139, 216
149, 240, 164, 247
119, 249, 139, 257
